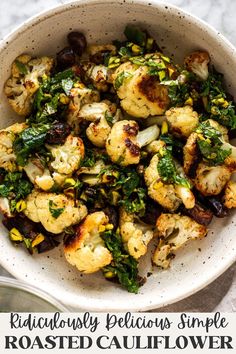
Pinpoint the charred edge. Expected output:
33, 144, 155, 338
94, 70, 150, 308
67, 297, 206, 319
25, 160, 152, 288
123, 123, 138, 136
125, 138, 140, 156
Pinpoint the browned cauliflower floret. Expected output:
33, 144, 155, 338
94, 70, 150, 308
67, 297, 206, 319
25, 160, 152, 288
64, 211, 113, 273
24, 158, 54, 191
66, 85, 100, 133
4, 55, 54, 116
78, 102, 113, 147
0, 198, 12, 217
0, 123, 27, 172
153, 213, 207, 268
144, 153, 194, 211
113, 57, 170, 118
194, 162, 231, 196
119, 208, 154, 259
183, 132, 198, 175
24, 190, 87, 234
46, 135, 84, 175
165, 106, 199, 138
106, 120, 159, 166
184, 51, 210, 80
83, 62, 111, 92
224, 181, 236, 209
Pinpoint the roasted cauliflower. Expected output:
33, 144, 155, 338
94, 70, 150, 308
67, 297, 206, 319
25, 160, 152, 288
4, 55, 54, 116
144, 153, 194, 211
64, 211, 112, 273
184, 50, 210, 81
106, 120, 159, 166
194, 162, 231, 196
78, 102, 112, 147
165, 105, 199, 138
24, 158, 54, 191
0, 123, 27, 172
153, 213, 207, 268
46, 135, 84, 175
0, 197, 12, 217
83, 62, 111, 92
113, 57, 170, 118
224, 181, 236, 209
119, 208, 154, 259
66, 85, 100, 133
24, 190, 87, 234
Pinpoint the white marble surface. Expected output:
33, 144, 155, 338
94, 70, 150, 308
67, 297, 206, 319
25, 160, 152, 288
0, 0, 236, 312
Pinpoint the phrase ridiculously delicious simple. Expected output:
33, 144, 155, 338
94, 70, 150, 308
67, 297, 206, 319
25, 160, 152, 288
4, 312, 233, 350
10, 312, 227, 333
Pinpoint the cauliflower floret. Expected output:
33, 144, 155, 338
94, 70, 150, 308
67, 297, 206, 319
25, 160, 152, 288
5, 122, 28, 134
0, 122, 28, 172
184, 50, 210, 81
144, 153, 195, 210
183, 132, 199, 176
24, 158, 54, 191
106, 120, 159, 166
67, 85, 100, 133
78, 102, 112, 147
145, 140, 165, 154
64, 211, 112, 273
153, 213, 207, 268
113, 57, 170, 118
205, 119, 229, 142
194, 162, 231, 196
0, 198, 12, 217
144, 154, 181, 211
4, 55, 54, 116
24, 190, 87, 234
165, 106, 199, 138
0, 131, 16, 172
119, 208, 154, 259
224, 181, 236, 209
83, 62, 111, 92
88, 44, 116, 57
46, 135, 84, 175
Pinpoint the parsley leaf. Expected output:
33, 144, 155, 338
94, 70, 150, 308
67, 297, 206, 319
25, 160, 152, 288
15, 60, 28, 75
49, 200, 64, 219
114, 71, 133, 89
101, 229, 140, 293
196, 121, 231, 165
157, 148, 190, 188
13, 123, 51, 166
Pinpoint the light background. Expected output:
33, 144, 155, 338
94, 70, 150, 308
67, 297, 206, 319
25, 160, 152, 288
0, 0, 235, 312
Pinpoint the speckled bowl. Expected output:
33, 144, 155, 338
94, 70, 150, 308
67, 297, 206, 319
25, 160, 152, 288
0, 0, 236, 311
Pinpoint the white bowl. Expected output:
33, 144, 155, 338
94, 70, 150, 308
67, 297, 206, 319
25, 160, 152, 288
0, 0, 236, 311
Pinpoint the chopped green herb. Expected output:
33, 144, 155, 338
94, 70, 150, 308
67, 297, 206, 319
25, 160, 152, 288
124, 25, 146, 47
49, 200, 64, 219
200, 69, 236, 129
61, 78, 74, 95
13, 123, 51, 166
196, 121, 231, 165
157, 148, 191, 188
114, 71, 133, 90
101, 229, 140, 293
15, 60, 28, 75
105, 110, 114, 126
